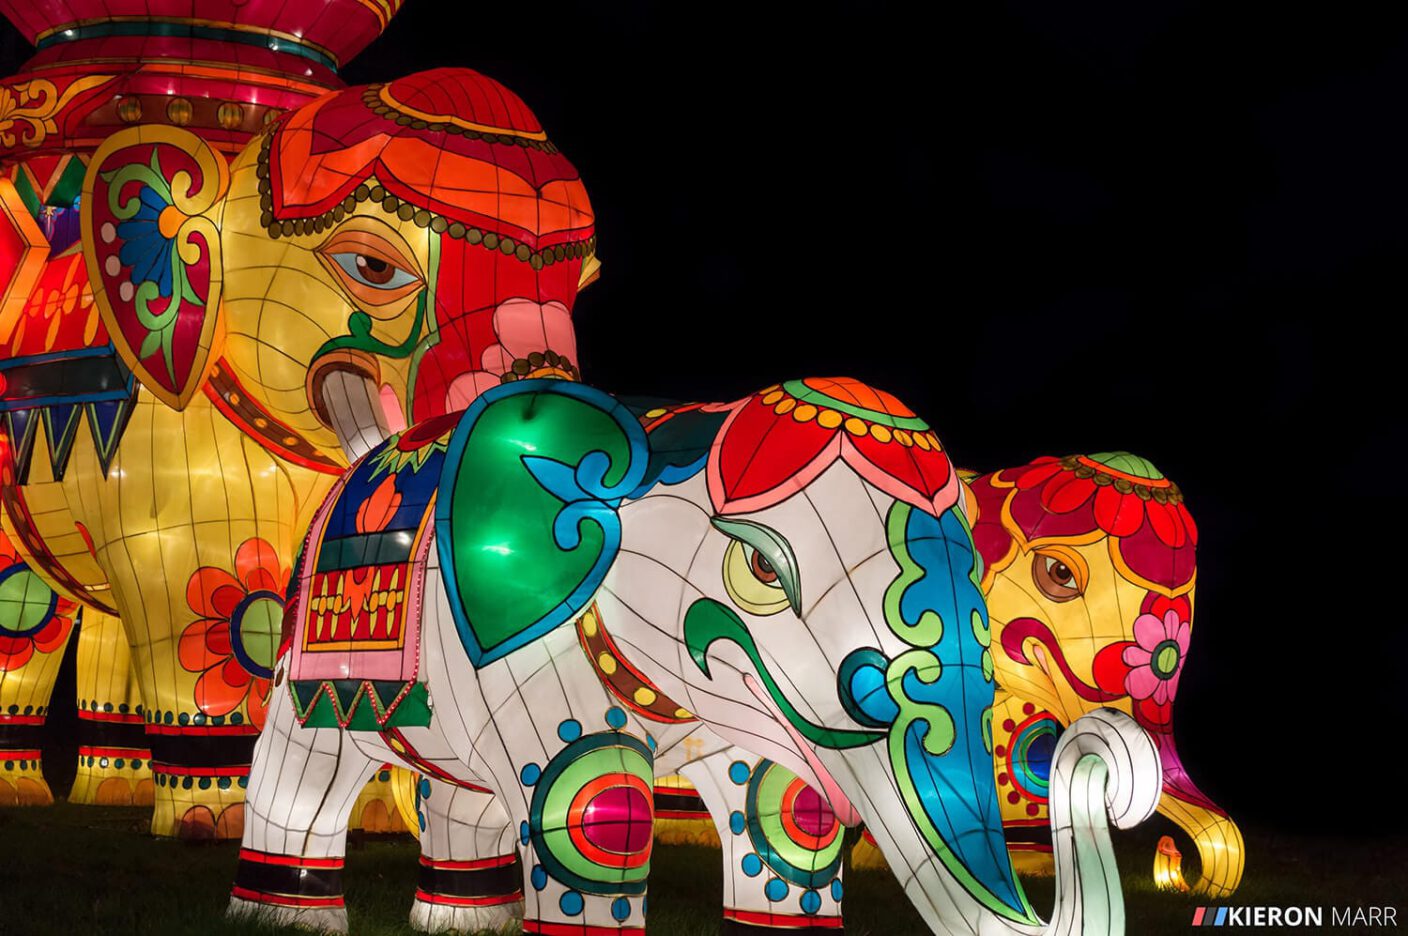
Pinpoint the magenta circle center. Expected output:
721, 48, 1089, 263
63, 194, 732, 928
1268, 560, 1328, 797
581, 785, 652, 854
792, 785, 836, 838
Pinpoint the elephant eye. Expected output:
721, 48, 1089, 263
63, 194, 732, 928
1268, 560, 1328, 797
329, 252, 419, 290
712, 517, 800, 617
1032, 549, 1087, 602
317, 226, 424, 308
748, 546, 778, 584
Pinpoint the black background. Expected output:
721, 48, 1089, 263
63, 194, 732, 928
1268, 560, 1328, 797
6, 3, 1408, 836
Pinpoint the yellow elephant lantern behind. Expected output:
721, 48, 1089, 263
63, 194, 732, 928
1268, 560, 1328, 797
969, 452, 1244, 897
0, 67, 595, 838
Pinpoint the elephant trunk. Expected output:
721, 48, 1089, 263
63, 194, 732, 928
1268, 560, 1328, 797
1154, 732, 1245, 897
833, 708, 1159, 936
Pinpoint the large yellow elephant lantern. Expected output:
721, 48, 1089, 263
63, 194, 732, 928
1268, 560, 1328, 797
969, 452, 1244, 897
0, 62, 596, 837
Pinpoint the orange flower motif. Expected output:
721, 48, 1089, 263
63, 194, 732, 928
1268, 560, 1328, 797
179, 538, 289, 729
356, 474, 402, 534
0, 534, 74, 672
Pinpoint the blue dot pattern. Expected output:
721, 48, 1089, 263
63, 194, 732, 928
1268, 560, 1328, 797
531, 865, 548, 891
605, 707, 627, 729
611, 897, 631, 921
728, 761, 751, 784
831, 878, 844, 901
765, 878, 789, 902
800, 889, 822, 915
558, 719, 582, 742
559, 891, 584, 916
521, 763, 542, 786
729, 811, 746, 835
741, 854, 763, 877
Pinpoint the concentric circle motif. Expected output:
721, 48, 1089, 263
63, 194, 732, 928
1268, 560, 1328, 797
228, 589, 284, 679
0, 566, 58, 638
744, 759, 843, 889
528, 731, 654, 896
1005, 714, 1062, 803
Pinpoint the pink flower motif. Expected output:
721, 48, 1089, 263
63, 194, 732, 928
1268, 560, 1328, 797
480, 298, 576, 375
1122, 608, 1189, 705
445, 299, 579, 411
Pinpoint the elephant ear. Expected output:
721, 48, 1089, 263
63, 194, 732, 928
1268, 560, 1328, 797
436, 380, 649, 668
81, 125, 228, 410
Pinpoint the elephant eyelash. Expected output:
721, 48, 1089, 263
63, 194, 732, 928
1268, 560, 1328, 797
711, 517, 801, 615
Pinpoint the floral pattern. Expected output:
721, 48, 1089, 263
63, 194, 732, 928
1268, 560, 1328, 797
179, 538, 290, 728
445, 298, 579, 410
1091, 593, 1192, 733
0, 535, 73, 672
102, 149, 204, 383
1123, 605, 1189, 705
1009, 453, 1196, 547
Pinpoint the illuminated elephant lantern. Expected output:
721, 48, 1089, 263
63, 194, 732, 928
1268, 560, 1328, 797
965, 453, 1243, 897
0, 66, 595, 837
229, 377, 1160, 936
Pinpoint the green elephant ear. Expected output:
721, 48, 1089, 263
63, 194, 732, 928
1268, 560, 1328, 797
435, 380, 649, 668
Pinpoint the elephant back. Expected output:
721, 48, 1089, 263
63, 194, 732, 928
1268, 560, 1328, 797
436, 380, 648, 669
283, 411, 461, 730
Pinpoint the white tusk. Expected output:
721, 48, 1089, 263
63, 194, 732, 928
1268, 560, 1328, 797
320, 369, 392, 463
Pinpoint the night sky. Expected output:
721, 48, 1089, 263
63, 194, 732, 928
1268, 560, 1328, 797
5, 4, 1407, 836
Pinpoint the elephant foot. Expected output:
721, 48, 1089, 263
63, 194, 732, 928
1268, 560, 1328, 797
147, 724, 257, 838
231, 848, 348, 932
350, 764, 412, 834
723, 909, 844, 934
0, 751, 52, 806
69, 742, 153, 806
410, 895, 524, 934
228, 894, 349, 933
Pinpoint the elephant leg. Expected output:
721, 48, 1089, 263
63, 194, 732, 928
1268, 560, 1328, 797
0, 536, 78, 807
681, 751, 845, 934
409, 777, 522, 934
61, 392, 322, 839
227, 693, 376, 934
70, 609, 154, 807
463, 632, 657, 934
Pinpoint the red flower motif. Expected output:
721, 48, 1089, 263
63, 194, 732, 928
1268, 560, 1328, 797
1011, 455, 1197, 547
179, 538, 289, 729
708, 378, 958, 517
0, 534, 74, 672
977, 453, 1198, 593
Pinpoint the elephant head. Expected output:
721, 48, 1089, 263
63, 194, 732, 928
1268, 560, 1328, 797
968, 452, 1243, 897
79, 67, 596, 466
438, 378, 1161, 934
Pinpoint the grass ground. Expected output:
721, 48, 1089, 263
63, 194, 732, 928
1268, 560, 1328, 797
0, 802, 1403, 935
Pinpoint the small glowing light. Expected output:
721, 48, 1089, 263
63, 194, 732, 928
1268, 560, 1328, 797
481, 544, 512, 556
509, 438, 538, 452
1153, 835, 1190, 893
63, 29, 74, 37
